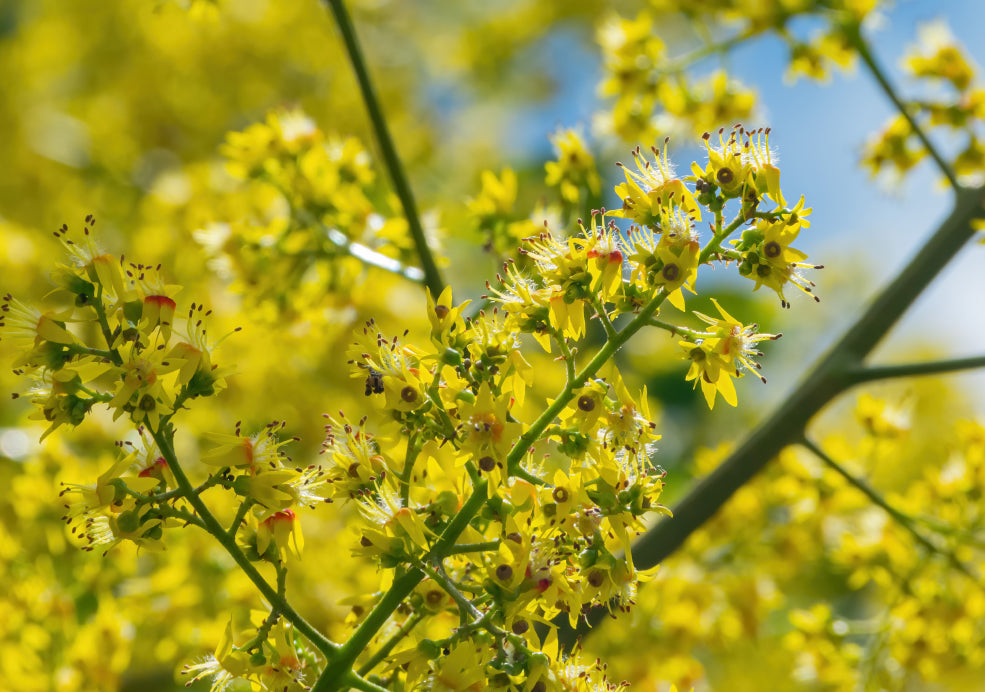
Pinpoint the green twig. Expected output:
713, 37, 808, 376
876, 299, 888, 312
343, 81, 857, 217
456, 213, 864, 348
444, 540, 500, 555
156, 504, 206, 529
92, 284, 122, 365
148, 429, 344, 657
590, 295, 618, 340
228, 499, 253, 537
357, 611, 425, 677
800, 437, 977, 580
846, 354, 985, 385
647, 318, 709, 341
844, 21, 961, 189
323, 0, 445, 297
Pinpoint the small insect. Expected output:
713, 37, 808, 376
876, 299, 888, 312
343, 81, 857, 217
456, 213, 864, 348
364, 367, 384, 396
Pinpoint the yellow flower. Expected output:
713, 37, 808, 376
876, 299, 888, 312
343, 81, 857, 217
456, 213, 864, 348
612, 145, 702, 226
544, 128, 600, 205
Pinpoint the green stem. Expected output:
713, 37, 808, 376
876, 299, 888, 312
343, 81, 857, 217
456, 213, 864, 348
647, 318, 710, 341
846, 354, 985, 384
444, 540, 500, 555
92, 285, 122, 366
156, 505, 205, 529
228, 499, 253, 537
357, 611, 425, 677
399, 435, 421, 505
800, 437, 977, 580
845, 21, 961, 189
323, 0, 445, 297
416, 559, 482, 620
142, 469, 229, 505
589, 296, 617, 340
148, 427, 350, 662
553, 329, 577, 384
67, 344, 116, 361
698, 213, 746, 264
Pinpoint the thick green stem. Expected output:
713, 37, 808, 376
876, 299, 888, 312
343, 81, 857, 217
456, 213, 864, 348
323, 0, 444, 297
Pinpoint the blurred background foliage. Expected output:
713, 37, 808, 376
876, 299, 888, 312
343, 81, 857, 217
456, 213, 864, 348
2, 0, 985, 689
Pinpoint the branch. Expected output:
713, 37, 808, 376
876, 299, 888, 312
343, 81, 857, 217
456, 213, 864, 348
844, 21, 961, 189
799, 437, 977, 580
324, 226, 425, 284
846, 354, 985, 385
323, 0, 445, 297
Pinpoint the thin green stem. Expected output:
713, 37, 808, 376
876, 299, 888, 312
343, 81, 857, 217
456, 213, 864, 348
512, 466, 546, 486
416, 559, 482, 620
698, 213, 746, 264
357, 611, 425, 677
323, 0, 445, 297
554, 330, 577, 384
67, 344, 116, 361
846, 354, 985, 385
444, 540, 500, 555
92, 285, 122, 366
228, 499, 253, 537
148, 427, 344, 659
241, 606, 282, 654
156, 504, 206, 530
800, 437, 977, 580
647, 318, 709, 341
589, 296, 617, 340
845, 21, 961, 190
142, 469, 229, 505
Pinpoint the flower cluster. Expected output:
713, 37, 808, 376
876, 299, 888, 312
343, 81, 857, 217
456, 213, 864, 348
295, 130, 820, 688
2, 216, 229, 440
195, 107, 428, 315
864, 21, 985, 185
596, 2, 880, 142
334, 287, 667, 688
